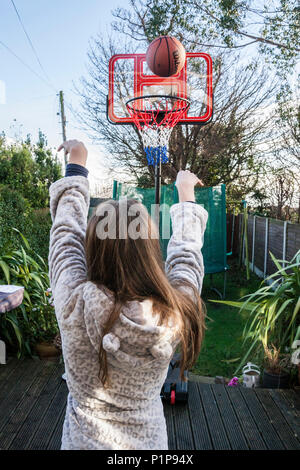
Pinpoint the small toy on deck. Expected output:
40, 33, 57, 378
160, 353, 188, 405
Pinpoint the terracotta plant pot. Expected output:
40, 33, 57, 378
262, 368, 290, 389
35, 341, 61, 360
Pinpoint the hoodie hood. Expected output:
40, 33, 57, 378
82, 282, 180, 371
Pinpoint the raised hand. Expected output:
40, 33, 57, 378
58, 140, 88, 167
175, 170, 204, 202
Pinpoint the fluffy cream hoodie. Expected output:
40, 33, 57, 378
49, 175, 208, 450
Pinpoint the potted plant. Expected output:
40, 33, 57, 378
262, 344, 290, 388
210, 250, 300, 386
35, 339, 60, 359
34, 294, 61, 360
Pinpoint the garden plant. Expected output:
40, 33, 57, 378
211, 251, 300, 382
0, 229, 58, 356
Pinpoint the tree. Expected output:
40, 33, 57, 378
112, 0, 300, 76
249, 166, 298, 221
0, 133, 62, 259
276, 98, 300, 169
77, 30, 276, 198
268, 168, 298, 220
0, 132, 62, 208
271, 94, 300, 221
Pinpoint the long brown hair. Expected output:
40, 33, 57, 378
85, 198, 206, 388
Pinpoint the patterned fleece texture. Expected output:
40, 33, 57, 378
48, 175, 208, 450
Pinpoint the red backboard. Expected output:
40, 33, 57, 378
107, 52, 213, 125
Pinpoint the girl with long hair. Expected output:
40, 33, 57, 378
49, 139, 208, 450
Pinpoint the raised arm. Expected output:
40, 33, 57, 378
165, 170, 208, 294
48, 140, 89, 316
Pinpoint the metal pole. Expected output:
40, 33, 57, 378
283, 221, 288, 268
155, 160, 161, 206
59, 90, 67, 167
239, 213, 244, 267
242, 200, 250, 280
264, 218, 269, 278
231, 212, 235, 255
251, 215, 256, 273
154, 159, 161, 231
112, 180, 118, 200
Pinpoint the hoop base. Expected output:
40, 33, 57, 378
145, 146, 168, 166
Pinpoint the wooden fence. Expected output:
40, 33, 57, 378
227, 213, 300, 278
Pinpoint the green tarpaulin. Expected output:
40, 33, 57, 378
112, 181, 227, 275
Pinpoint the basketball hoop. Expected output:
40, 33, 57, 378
109, 51, 213, 208
126, 95, 190, 166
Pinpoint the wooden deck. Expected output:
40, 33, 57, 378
0, 357, 299, 450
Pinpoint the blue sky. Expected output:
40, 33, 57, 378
1, 1, 298, 190
0, 0, 129, 186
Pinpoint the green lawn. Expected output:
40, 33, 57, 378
191, 260, 262, 379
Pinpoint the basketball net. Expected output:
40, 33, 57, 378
126, 96, 190, 166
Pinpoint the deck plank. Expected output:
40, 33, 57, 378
282, 389, 300, 415
0, 360, 56, 449
27, 380, 68, 450
255, 388, 300, 450
212, 384, 249, 450
226, 387, 267, 450
9, 362, 64, 450
163, 404, 176, 450
0, 357, 20, 382
197, 384, 231, 450
239, 387, 285, 450
172, 402, 195, 450
187, 381, 213, 450
267, 389, 300, 449
0, 358, 43, 438
47, 405, 66, 450
0, 359, 299, 450
0, 357, 32, 405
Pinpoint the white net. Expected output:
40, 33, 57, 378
140, 125, 173, 149
126, 95, 190, 165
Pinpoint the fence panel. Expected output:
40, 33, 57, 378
227, 213, 300, 279
267, 219, 284, 275
254, 216, 266, 274
287, 223, 300, 262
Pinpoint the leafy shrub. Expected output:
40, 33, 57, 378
211, 251, 300, 374
0, 134, 62, 263
0, 186, 52, 261
0, 135, 62, 209
0, 185, 32, 252
25, 208, 52, 262
0, 230, 58, 356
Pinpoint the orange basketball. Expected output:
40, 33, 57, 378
146, 36, 186, 77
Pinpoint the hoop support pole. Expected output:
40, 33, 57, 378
155, 159, 161, 206
154, 159, 161, 231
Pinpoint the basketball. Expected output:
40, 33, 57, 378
146, 36, 186, 77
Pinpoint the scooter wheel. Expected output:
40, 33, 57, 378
170, 390, 176, 405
